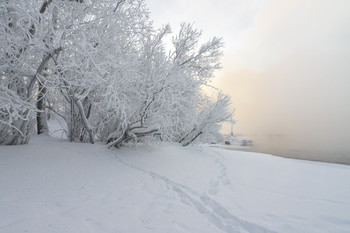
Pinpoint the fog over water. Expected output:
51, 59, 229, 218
213, 0, 350, 164
148, 0, 350, 164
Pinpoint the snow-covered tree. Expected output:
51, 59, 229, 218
180, 92, 233, 146
0, 1, 54, 144
0, 0, 233, 147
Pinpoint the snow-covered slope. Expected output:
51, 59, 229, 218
0, 136, 349, 233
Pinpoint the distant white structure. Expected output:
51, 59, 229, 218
224, 134, 253, 147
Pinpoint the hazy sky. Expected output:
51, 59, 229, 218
147, 0, 350, 158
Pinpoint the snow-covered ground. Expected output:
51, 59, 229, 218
1, 136, 350, 233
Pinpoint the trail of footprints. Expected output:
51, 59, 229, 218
114, 152, 275, 233
208, 149, 231, 195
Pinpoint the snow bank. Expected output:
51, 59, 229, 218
0, 136, 349, 233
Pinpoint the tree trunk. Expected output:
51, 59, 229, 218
179, 128, 196, 143
75, 99, 95, 144
36, 81, 49, 134
69, 97, 74, 142
182, 131, 203, 147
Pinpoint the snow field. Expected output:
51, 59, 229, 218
1, 136, 350, 233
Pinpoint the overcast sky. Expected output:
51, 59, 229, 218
147, 0, 350, 156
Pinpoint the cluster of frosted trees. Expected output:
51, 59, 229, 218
0, 0, 233, 147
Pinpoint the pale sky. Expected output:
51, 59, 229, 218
147, 0, 350, 157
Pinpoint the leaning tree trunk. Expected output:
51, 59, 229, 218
182, 131, 203, 147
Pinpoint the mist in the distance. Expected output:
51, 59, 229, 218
147, 0, 350, 164
214, 0, 350, 164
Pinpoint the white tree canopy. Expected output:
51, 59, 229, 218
0, 0, 233, 146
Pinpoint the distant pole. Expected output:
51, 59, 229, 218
230, 121, 233, 136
